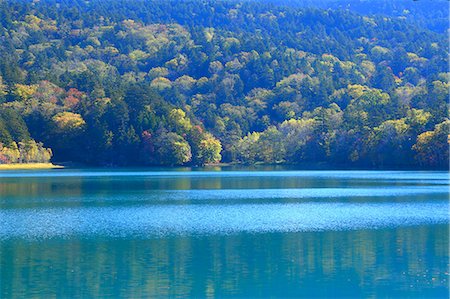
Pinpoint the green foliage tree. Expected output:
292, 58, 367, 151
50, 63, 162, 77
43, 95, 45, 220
0, 109, 31, 142
154, 132, 192, 165
413, 120, 449, 168
367, 119, 411, 167
197, 133, 222, 165
18, 140, 52, 163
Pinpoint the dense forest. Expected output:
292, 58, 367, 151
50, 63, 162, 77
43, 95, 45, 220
0, 0, 448, 168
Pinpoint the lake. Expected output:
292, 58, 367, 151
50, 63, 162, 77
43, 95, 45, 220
0, 168, 448, 298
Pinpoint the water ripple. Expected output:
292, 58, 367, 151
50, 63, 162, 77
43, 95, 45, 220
1, 202, 448, 240
1, 186, 447, 205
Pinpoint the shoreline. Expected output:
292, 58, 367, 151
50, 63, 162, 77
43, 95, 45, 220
0, 162, 447, 171
0, 163, 64, 170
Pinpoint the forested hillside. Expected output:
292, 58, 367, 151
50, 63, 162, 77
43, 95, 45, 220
0, 0, 448, 168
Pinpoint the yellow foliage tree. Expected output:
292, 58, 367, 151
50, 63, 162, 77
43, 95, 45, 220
52, 112, 86, 130
13, 84, 38, 100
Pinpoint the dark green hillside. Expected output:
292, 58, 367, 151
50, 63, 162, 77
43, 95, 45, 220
0, 0, 448, 168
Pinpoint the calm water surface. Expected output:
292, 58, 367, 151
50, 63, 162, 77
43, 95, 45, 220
0, 168, 448, 297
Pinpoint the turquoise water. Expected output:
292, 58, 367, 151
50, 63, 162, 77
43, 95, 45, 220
0, 169, 448, 297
